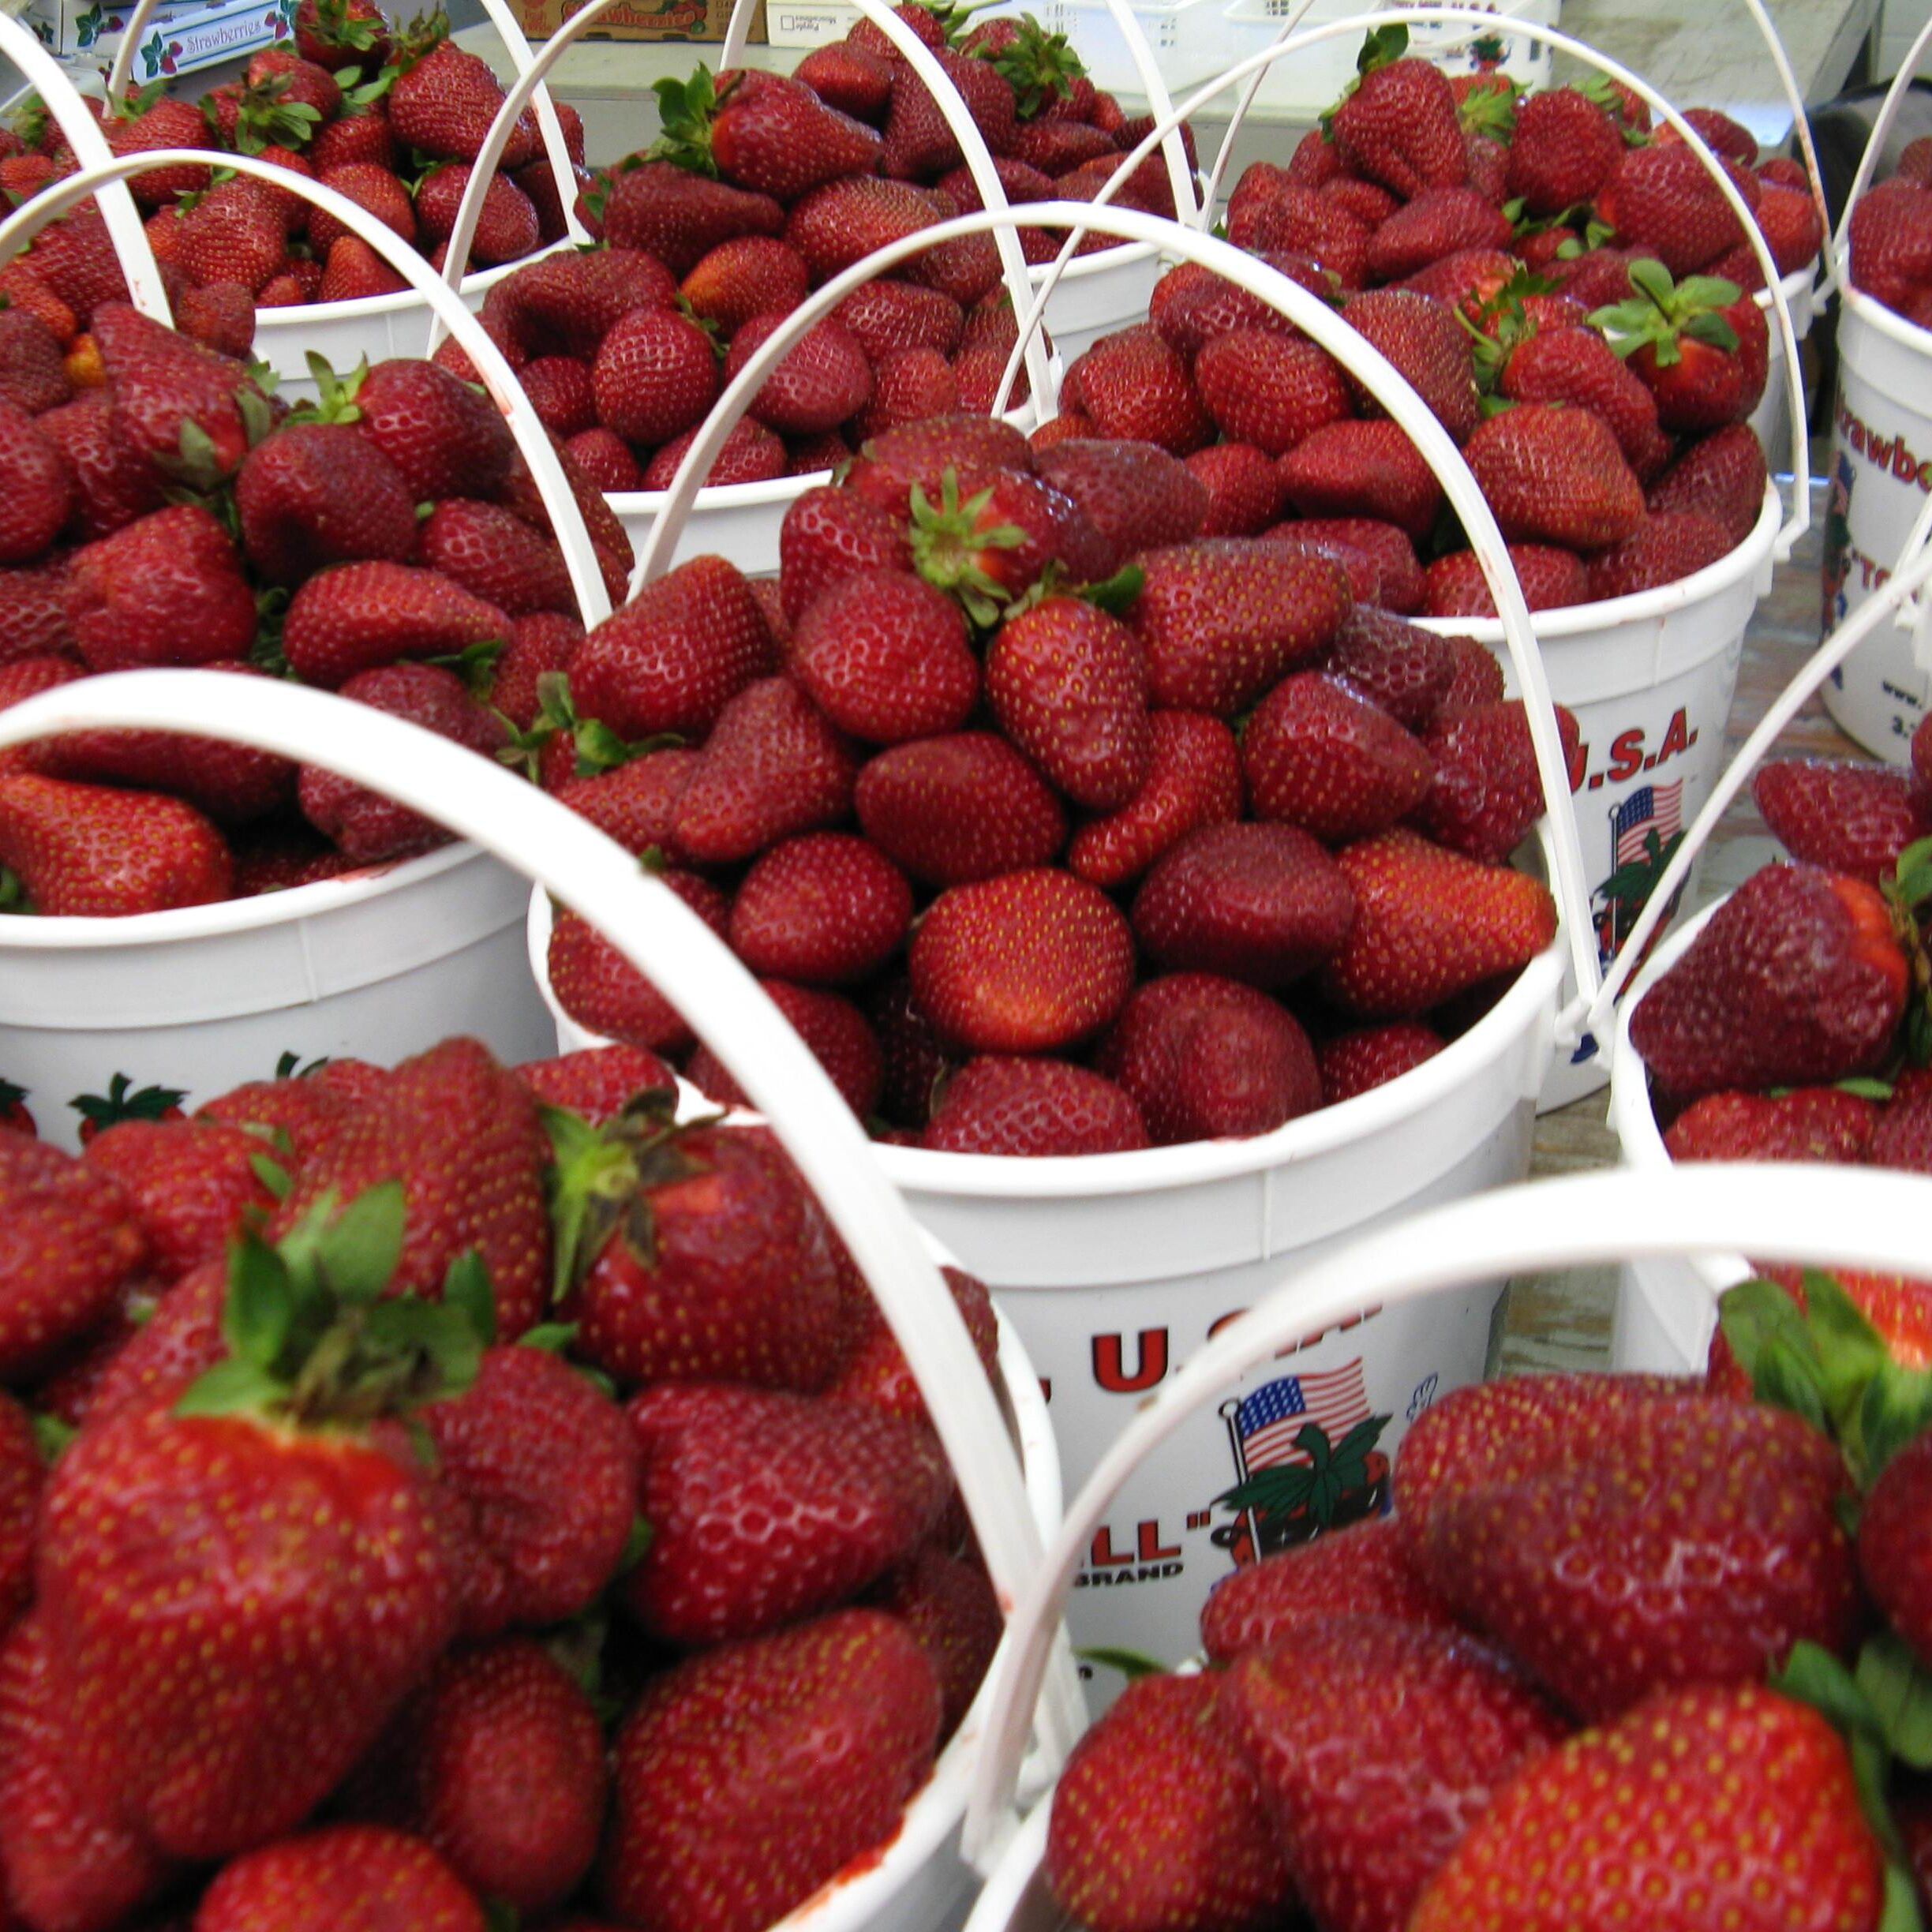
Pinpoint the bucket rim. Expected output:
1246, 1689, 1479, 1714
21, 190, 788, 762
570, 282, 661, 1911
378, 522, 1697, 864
249, 240, 569, 330
1834, 256, 1932, 355
1417, 479, 1780, 645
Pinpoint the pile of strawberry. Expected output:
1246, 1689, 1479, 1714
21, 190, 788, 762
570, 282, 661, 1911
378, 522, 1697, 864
1129, 36, 1825, 614
0, 0, 584, 323
0, 1032, 1006, 1928
1848, 136, 1932, 327
538, 408, 1567, 1156
0, 296, 635, 915
1046, 1333, 1932, 1932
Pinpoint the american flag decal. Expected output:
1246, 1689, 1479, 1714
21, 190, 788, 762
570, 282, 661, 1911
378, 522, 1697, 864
1610, 780, 1684, 868
1231, 1361, 1372, 1473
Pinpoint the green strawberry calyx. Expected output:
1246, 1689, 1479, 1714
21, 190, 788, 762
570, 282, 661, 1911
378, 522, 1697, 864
543, 1092, 699, 1303
310, 0, 385, 53
1881, 835, 1932, 1067
219, 73, 324, 155
498, 672, 680, 784
1589, 259, 1741, 368
70, 1072, 186, 1133
0, 1078, 27, 1112
177, 1180, 497, 1428
286, 352, 369, 427
971, 17, 1085, 122
1577, 72, 1652, 144
1456, 75, 1519, 144
650, 66, 719, 180
908, 468, 1029, 628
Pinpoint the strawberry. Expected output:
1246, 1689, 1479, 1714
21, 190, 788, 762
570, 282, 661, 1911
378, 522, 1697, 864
421, 165, 541, 268
1231, 1617, 1567, 1932
1413, 698, 1574, 863
198, 1072, 354, 1160
320, 234, 409, 302
571, 555, 775, 741
672, 676, 859, 864
1045, 1672, 1293, 1932
1065, 325, 1214, 456
420, 1339, 641, 1637
1496, 323, 1667, 474
1200, 1515, 1454, 1663
1243, 670, 1435, 842
419, 499, 572, 619
909, 467, 1107, 613
546, 876, 731, 1052
1409, 1684, 1885, 1930
1631, 863, 1910, 1096
590, 306, 721, 450
0, 572, 77, 671
1097, 971, 1320, 1143
827, 1259, 997, 1428
236, 422, 417, 586
282, 562, 509, 688
65, 504, 257, 671
601, 160, 785, 276
1848, 177, 1932, 313
856, 731, 1068, 885
92, 303, 264, 480
1339, 287, 1482, 444
1319, 1020, 1447, 1099
1324, 827, 1557, 1013
1186, 443, 1284, 537
603, 1609, 942, 1932
295, 0, 389, 69
778, 484, 912, 626
36, 388, 157, 544
1130, 821, 1354, 990
665, 66, 883, 201
490, 611, 585, 730
0, 1080, 33, 1139
921, 1054, 1146, 1155
270, 1038, 549, 1341
1857, 1427, 1932, 1666
835, 279, 964, 362
1421, 541, 1589, 615
358, 1639, 605, 1914
1322, 605, 1453, 725
1752, 180, 1826, 275
1586, 508, 1735, 596
729, 832, 913, 984
1462, 402, 1646, 549
912, 867, 1134, 1053
82, 1116, 276, 1282
1366, 186, 1514, 283
309, 167, 417, 261
1192, 329, 1351, 460
868, 1547, 1000, 1738
1870, 1083, 1932, 1174
486, 249, 676, 361
726, 314, 873, 438
1331, 43, 1467, 198
1276, 419, 1444, 540
0, 1614, 176, 1931
785, 174, 942, 283
847, 415, 1034, 522
686, 979, 884, 1118
22, 212, 130, 334
623, 1384, 949, 1642
1597, 140, 1750, 275
680, 234, 811, 338
1665, 1085, 1879, 1163
1149, 252, 1328, 361
0, 772, 232, 915
555, 751, 699, 849
0, 406, 72, 567
1226, 178, 1371, 286
853, 346, 959, 439
389, 35, 531, 165
1034, 440, 1209, 571
1647, 418, 1769, 541
515, 1043, 677, 1122
796, 39, 896, 122
551, 1110, 844, 1393
1591, 260, 1769, 431
1068, 710, 1243, 889
197, 1824, 485, 1930
1507, 85, 1623, 213
640, 417, 787, 489
173, 179, 287, 295
567, 426, 647, 490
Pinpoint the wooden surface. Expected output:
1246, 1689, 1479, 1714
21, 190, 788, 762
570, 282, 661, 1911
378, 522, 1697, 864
1499, 475, 1850, 1374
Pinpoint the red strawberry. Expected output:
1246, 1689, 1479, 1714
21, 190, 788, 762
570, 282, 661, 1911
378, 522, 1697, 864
1497, 324, 1667, 474
1646, 419, 1769, 542
1320, 1020, 1447, 1099
1097, 971, 1320, 1143
1507, 86, 1623, 214
485, 249, 676, 360
555, 751, 699, 850
568, 427, 648, 491
514, 1044, 677, 1122
792, 566, 979, 743
1332, 53, 1466, 198
421, 1340, 641, 1636
826, 1261, 997, 1429
236, 422, 417, 586
856, 731, 1068, 885
785, 174, 943, 283
389, 35, 533, 165
0, 772, 231, 915
36, 390, 157, 540
1413, 698, 1575, 863
1200, 1515, 1454, 1663
1069, 710, 1243, 889
986, 594, 1151, 810
1033, 440, 1208, 572
590, 307, 720, 449
1066, 325, 1214, 455
173, 179, 287, 295
835, 279, 964, 361
1131, 540, 1350, 714
1130, 821, 1354, 990
622, 1385, 949, 1642
283, 562, 509, 689
603, 1609, 942, 1932
846, 415, 1033, 522
672, 676, 859, 864
1244, 671, 1435, 842
1462, 402, 1646, 548
680, 234, 811, 337
1858, 1428, 1932, 1665
1365, 186, 1512, 283
1276, 419, 1443, 541
295, 0, 389, 69
1339, 288, 1482, 444
1591, 260, 1769, 431
319, 234, 408, 302
1149, 252, 1330, 361
419, 499, 573, 619
82, 1117, 275, 1282
1225, 177, 1371, 286
691, 66, 883, 200
1322, 605, 1454, 726
64, 504, 257, 672
1421, 542, 1590, 615
685, 979, 884, 1118
601, 160, 785, 276
1324, 827, 1557, 1013
414, 163, 540, 268
797, 39, 896, 122
912, 867, 1134, 1054
0, 406, 72, 567
197, 1824, 484, 1929
868, 1547, 1000, 1739
92, 303, 264, 480
1630, 863, 1910, 1095
778, 485, 913, 627
1186, 443, 1284, 536
1410, 1684, 1884, 1931
546, 876, 731, 1053
923, 1055, 1148, 1155
1045, 1672, 1293, 1932
726, 313, 872, 438
1665, 1085, 1879, 1163
729, 833, 913, 985
1597, 140, 1749, 275
910, 467, 1108, 612
101, 92, 214, 207
1193, 329, 1351, 459
358, 1639, 605, 1915
1585, 509, 1735, 597
1230, 1617, 1567, 1932
1849, 177, 1932, 313
853, 346, 959, 440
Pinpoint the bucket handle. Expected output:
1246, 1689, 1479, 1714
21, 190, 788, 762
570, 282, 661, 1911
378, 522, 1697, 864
636, 199, 1604, 1019
0, 146, 613, 627
0, 667, 1090, 1777
1836, 6, 1932, 276
959, 1158, 1932, 1871
0, 10, 172, 321
1583, 502, 1932, 1032
103, 0, 590, 253
995, 6, 1811, 571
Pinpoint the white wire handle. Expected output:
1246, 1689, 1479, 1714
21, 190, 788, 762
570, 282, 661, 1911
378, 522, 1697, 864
997, 7, 1812, 570
637, 197, 1602, 1018
1584, 507, 1932, 1030
0, 146, 612, 627
0, 667, 1089, 1773
0, 9, 173, 320
960, 1158, 1932, 1870
1835, 5, 1932, 268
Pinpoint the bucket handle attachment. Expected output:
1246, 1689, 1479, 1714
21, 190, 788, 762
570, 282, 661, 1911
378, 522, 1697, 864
960, 1159, 1932, 1871
994, 7, 1811, 571
103, 0, 590, 254
0, 10, 172, 321
0, 667, 1090, 1779
635, 197, 1603, 1017
1582, 511, 1932, 1033
0, 146, 613, 627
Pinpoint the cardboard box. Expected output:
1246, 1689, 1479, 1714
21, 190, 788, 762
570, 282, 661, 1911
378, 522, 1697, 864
764, 0, 850, 47
512, 0, 762, 41
22, 0, 293, 75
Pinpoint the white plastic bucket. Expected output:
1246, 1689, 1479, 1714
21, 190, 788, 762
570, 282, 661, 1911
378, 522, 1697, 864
953, 1160, 1932, 1897
0, 665, 1090, 1932
1750, 261, 1818, 456
0, 144, 616, 1150
597, 199, 1608, 1677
